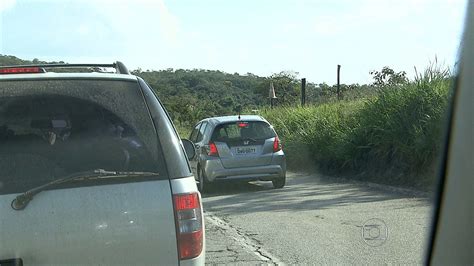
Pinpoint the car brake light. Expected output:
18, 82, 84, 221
173, 193, 203, 260
237, 122, 248, 128
207, 142, 219, 157
273, 136, 282, 152
0, 67, 45, 74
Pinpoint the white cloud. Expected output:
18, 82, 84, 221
313, 16, 345, 35
312, 0, 466, 36
281, 22, 298, 33
156, 0, 179, 45
0, 0, 16, 13
79, 0, 180, 47
77, 24, 90, 36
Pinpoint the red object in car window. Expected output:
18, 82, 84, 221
237, 122, 248, 128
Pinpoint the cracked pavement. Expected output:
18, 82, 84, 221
203, 172, 434, 264
205, 213, 274, 264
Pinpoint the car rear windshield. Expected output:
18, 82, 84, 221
0, 78, 165, 195
211, 121, 276, 142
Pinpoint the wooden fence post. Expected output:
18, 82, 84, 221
301, 78, 306, 106
337, 65, 341, 100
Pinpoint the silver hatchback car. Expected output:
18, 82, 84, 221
188, 115, 286, 192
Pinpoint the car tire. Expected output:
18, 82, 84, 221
198, 168, 210, 193
272, 175, 286, 189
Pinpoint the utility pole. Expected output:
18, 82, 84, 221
337, 65, 341, 100
301, 78, 306, 106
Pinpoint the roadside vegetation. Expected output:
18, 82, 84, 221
261, 64, 452, 189
1, 55, 453, 188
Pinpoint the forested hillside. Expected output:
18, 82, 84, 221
132, 68, 264, 126
0, 54, 382, 128
0, 54, 65, 65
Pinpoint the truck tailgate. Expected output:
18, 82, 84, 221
0, 180, 178, 265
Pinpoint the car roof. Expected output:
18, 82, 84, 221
0, 72, 138, 81
205, 115, 268, 125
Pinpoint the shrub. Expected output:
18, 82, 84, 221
260, 65, 452, 188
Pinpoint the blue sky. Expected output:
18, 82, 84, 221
0, 0, 467, 84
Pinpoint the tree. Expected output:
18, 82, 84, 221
370, 67, 408, 87
255, 71, 300, 106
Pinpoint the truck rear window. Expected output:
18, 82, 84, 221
0, 79, 165, 195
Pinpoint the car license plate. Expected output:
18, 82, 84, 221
235, 146, 257, 155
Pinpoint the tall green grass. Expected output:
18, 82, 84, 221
261, 66, 452, 187
174, 123, 192, 140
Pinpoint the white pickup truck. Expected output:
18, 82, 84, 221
0, 63, 205, 265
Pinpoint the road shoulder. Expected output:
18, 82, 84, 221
205, 212, 282, 265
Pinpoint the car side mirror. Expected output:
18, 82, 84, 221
182, 139, 196, 160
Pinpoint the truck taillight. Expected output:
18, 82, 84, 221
173, 193, 203, 260
207, 142, 219, 157
273, 136, 282, 152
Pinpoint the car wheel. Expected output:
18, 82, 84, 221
198, 168, 209, 193
272, 175, 286, 189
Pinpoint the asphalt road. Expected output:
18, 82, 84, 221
203, 172, 434, 265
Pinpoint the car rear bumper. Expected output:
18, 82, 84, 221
202, 153, 286, 182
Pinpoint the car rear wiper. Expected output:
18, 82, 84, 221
11, 169, 159, 211
242, 138, 258, 142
